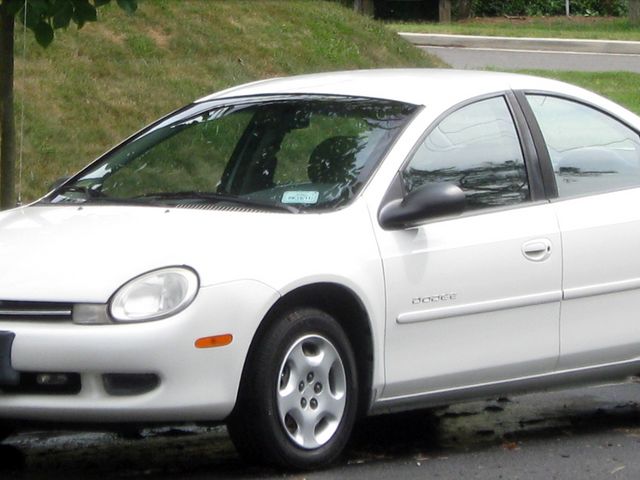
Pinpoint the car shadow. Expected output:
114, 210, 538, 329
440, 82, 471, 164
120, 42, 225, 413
3, 387, 640, 479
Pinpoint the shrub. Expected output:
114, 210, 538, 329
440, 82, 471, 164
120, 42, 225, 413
470, 0, 627, 16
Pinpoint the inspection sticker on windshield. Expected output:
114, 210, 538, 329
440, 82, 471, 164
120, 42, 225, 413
282, 191, 319, 204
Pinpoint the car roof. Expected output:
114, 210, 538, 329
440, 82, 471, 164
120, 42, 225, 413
197, 69, 640, 128
198, 69, 589, 107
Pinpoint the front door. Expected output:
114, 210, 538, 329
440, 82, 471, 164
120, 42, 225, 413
374, 95, 562, 399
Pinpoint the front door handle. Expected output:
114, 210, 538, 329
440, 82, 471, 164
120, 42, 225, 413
522, 239, 552, 262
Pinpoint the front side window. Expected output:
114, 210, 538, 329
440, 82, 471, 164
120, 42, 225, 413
403, 96, 529, 210
45, 96, 418, 212
527, 95, 640, 197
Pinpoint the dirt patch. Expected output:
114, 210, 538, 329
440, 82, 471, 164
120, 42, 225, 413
146, 27, 171, 49
92, 23, 125, 46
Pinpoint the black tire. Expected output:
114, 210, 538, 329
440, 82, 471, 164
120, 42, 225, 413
0, 425, 13, 443
228, 307, 359, 470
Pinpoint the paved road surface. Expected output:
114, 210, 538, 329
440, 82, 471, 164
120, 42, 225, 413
422, 45, 640, 72
3, 382, 640, 479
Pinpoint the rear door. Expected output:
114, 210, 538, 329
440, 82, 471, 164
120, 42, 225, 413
522, 93, 640, 370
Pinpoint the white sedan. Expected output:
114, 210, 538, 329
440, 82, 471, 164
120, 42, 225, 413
1, 69, 640, 469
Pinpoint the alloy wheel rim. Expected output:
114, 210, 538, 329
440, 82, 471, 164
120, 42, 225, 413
276, 334, 347, 449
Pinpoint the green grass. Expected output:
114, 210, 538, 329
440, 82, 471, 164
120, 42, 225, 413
513, 70, 640, 115
13, 2, 640, 203
12, 0, 444, 202
391, 16, 640, 41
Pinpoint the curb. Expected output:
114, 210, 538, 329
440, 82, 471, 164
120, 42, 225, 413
399, 32, 640, 55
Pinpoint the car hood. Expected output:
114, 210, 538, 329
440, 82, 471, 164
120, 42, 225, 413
0, 203, 375, 303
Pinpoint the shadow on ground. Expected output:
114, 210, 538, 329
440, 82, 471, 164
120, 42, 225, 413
2, 386, 640, 479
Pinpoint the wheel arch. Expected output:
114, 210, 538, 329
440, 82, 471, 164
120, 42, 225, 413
237, 282, 375, 418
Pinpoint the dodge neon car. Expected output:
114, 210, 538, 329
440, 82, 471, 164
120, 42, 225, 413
1, 69, 640, 469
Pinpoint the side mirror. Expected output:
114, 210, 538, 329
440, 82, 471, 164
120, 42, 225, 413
379, 182, 466, 230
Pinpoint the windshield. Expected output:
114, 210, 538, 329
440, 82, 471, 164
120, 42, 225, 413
43, 95, 418, 212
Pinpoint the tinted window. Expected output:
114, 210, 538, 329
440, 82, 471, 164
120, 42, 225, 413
46, 96, 417, 211
403, 97, 529, 210
100, 109, 252, 198
527, 95, 640, 197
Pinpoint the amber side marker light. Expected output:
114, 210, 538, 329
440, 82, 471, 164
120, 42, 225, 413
195, 334, 233, 349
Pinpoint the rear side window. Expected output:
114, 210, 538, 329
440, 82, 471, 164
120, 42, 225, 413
527, 95, 640, 197
402, 96, 529, 210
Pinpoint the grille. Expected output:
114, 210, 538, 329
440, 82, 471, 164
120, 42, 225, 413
0, 301, 73, 321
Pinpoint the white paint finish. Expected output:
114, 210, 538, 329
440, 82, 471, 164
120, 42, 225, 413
553, 188, 640, 370
559, 292, 640, 369
0, 201, 389, 412
199, 69, 640, 133
1, 70, 640, 427
564, 276, 640, 300
522, 238, 553, 262
374, 203, 562, 398
0, 280, 279, 421
397, 290, 562, 324
0, 203, 382, 303
374, 353, 640, 413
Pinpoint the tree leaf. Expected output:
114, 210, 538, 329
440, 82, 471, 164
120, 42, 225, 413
53, 2, 73, 29
43, 0, 62, 18
70, 0, 96, 28
93, 0, 111, 6
6, 1, 26, 16
116, 0, 137, 14
74, 0, 97, 23
22, 3, 44, 29
32, 20, 54, 47
26, 0, 49, 16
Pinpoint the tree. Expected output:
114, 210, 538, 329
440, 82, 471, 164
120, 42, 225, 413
0, 0, 137, 210
439, 0, 451, 22
457, 0, 472, 19
631, 0, 640, 24
353, 0, 374, 16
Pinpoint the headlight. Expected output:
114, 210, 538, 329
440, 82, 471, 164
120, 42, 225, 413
109, 267, 199, 322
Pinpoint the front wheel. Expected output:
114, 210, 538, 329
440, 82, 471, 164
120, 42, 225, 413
0, 425, 13, 442
228, 307, 358, 470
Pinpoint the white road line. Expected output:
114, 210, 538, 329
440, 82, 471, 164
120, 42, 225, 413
401, 32, 640, 47
423, 45, 640, 58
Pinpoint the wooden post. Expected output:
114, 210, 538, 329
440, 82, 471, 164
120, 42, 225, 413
439, 0, 451, 23
631, 0, 640, 25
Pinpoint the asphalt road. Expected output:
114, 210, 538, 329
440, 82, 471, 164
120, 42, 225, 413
422, 45, 640, 72
3, 382, 640, 479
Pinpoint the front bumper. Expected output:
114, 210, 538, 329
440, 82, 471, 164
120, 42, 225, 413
0, 280, 279, 423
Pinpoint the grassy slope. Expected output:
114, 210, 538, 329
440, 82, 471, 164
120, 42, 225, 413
14, 0, 442, 201
391, 16, 640, 40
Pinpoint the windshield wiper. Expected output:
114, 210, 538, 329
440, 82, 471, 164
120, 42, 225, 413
133, 191, 299, 213
56, 184, 101, 197
43, 184, 111, 204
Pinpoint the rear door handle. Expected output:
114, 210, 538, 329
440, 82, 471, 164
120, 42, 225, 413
522, 239, 552, 262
